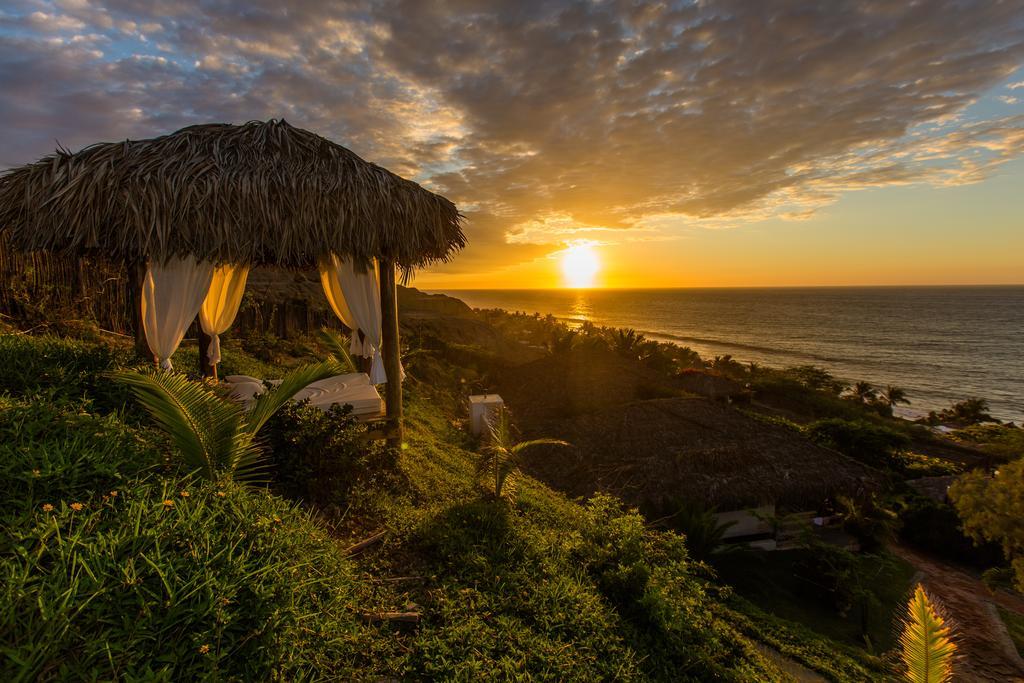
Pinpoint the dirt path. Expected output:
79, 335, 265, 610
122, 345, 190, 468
894, 545, 1024, 682
754, 643, 827, 682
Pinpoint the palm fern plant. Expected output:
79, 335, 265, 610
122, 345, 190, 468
318, 328, 358, 372
477, 406, 568, 499
899, 584, 956, 682
109, 361, 339, 484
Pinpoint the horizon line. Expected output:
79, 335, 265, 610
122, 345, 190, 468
421, 283, 1024, 292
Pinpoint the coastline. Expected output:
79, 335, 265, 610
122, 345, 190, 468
427, 286, 1024, 424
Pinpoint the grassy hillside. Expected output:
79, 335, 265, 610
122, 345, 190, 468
0, 331, 884, 681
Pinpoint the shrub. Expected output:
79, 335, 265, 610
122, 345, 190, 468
805, 418, 910, 470
659, 498, 737, 561
571, 496, 774, 678
951, 423, 1024, 461
264, 401, 396, 512
895, 494, 1004, 568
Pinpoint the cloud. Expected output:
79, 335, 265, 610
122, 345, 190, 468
1, 0, 1023, 275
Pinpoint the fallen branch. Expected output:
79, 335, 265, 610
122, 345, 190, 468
373, 575, 425, 584
344, 529, 387, 556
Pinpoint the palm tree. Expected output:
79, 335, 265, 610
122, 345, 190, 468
850, 381, 877, 403
477, 407, 568, 500
110, 361, 339, 483
545, 328, 578, 356
899, 584, 956, 682
611, 328, 645, 359
941, 397, 995, 425
883, 385, 911, 408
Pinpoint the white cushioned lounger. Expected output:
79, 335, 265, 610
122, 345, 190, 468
223, 373, 383, 419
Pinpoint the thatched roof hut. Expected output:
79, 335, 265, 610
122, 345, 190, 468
0, 119, 464, 270
0, 119, 465, 445
677, 369, 749, 401
520, 397, 883, 512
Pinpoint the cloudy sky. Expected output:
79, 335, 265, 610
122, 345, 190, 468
2, 0, 1023, 288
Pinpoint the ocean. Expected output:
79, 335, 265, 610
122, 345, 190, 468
431, 286, 1024, 424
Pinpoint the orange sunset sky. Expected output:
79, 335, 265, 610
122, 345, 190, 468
1, 1, 1023, 289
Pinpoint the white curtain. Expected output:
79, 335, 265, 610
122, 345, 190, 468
319, 254, 400, 384
318, 256, 363, 356
199, 265, 249, 367
142, 256, 214, 370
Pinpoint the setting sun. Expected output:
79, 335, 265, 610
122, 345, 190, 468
560, 243, 600, 288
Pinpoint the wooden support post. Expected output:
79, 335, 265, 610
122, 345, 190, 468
128, 262, 150, 360
198, 324, 215, 378
379, 260, 403, 448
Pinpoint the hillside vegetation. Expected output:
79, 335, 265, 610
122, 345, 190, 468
0, 330, 884, 681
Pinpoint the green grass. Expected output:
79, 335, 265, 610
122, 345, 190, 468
716, 548, 916, 653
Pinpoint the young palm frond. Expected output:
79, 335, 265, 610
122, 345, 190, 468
109, 370, 243, 481
110, 361, 339, 484
899, 584, 956, 683
319, 328, 358, 373
478, 407, 568, 499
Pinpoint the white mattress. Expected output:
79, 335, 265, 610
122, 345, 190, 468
222, 373, 382, 418
306, 383, 384, 417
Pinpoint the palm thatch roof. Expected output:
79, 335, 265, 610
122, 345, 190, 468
0, 119, 464, 269
520, 397, 884, 512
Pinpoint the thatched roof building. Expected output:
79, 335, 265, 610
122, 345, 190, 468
520, 397, 883, 512
0, 119, 464, 270
0, 119, 465, 445
677, 369, 749, 401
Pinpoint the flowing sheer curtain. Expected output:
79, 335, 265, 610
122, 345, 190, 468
319, 254, 400, 384
199, 264, 249, 369
142, 256, 214, 370
318, 255, 364, 356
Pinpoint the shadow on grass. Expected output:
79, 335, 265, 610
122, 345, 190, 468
415, 499, 525, 575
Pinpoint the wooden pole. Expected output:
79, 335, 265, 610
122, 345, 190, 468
379, 260, 403, 448
128, 262, 150, 360
198, 324, 215, 378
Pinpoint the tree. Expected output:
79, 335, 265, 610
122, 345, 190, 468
610, 328, 645, 359
111, 362, 339, 483
711, 354, 745, 378
939, 398, 995, 426
949, 458, 1024, 590
545, 328, 578, 356
883, 385, 911, 409
477, 407, 568, 499
787, 365, 846, 395
898, 584, 956, 682
849, 381, 877, 404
